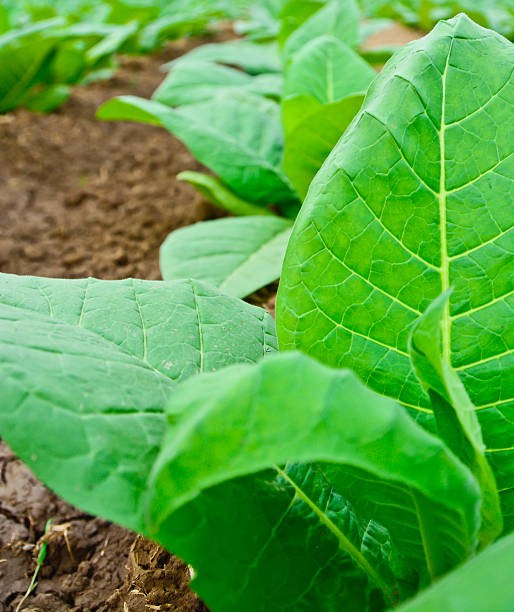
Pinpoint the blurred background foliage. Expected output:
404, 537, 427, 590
0, 0, 512, 113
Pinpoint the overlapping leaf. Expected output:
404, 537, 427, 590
396, 532, 514, 612
277, 15, 514, 524
0, 273, 276, 531
282, 0, 360, 60
282, 35, 375, 197
147, 352, 480, 609
410, 292, 502, 546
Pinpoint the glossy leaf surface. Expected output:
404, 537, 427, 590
277, 15, 514, 524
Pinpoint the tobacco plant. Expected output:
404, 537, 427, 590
0, 12, 513, 612
98, 0, 380, 299
0, 0, 252, 113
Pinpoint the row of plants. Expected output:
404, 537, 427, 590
0, 0, 253, 113
98, 0, 384, 299
0, 1, 512, 610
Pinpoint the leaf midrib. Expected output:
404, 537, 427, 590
219, 226, 292, 294
439, 37, 454, 366
274, 465, 396, 606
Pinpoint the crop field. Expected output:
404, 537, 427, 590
0, 0, 512, 610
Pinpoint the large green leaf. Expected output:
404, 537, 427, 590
97, 93, 300, 210
0, 274, 276, 532
410, 292, 502, 546
160, 40, 281, 75
396, 532, 514, 612
153, 60, 282, 107
160, 216, 292, 298
147, 352, 480, 610
277, 15, 514, 524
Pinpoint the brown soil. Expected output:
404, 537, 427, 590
0, 23, 422, 612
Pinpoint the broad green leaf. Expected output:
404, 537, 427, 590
160, 40, 281, 75
410, 292, 502, 547
282, 0, 360, 61
0, 274, 276, 532
97, 93, 300, 211
283, 95, 364, 198
148, 352, 480, 610
283, 36, 376, 103
396, 532, 514, 612
177, 171, 273, 216
160, 216, 292, 298
153, 60, 282, 107
277, 15, 514, 524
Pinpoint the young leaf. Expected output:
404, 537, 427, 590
396, 532, 514, 612
282, 0, 360, 60
148, 352, 480, 610
160, 40, 281, 75
153, 60, 282, 107
410, 292, 502, 547
283, 95, 364, 198
97, 93, 300, 211
0, 274, 277, 532
160, 216, 292, 298
177, 171, 273, 216
277, 0, 326, 46
277, 15, 513, 522
281, 36, 375, 197
283, 36, 376, 104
